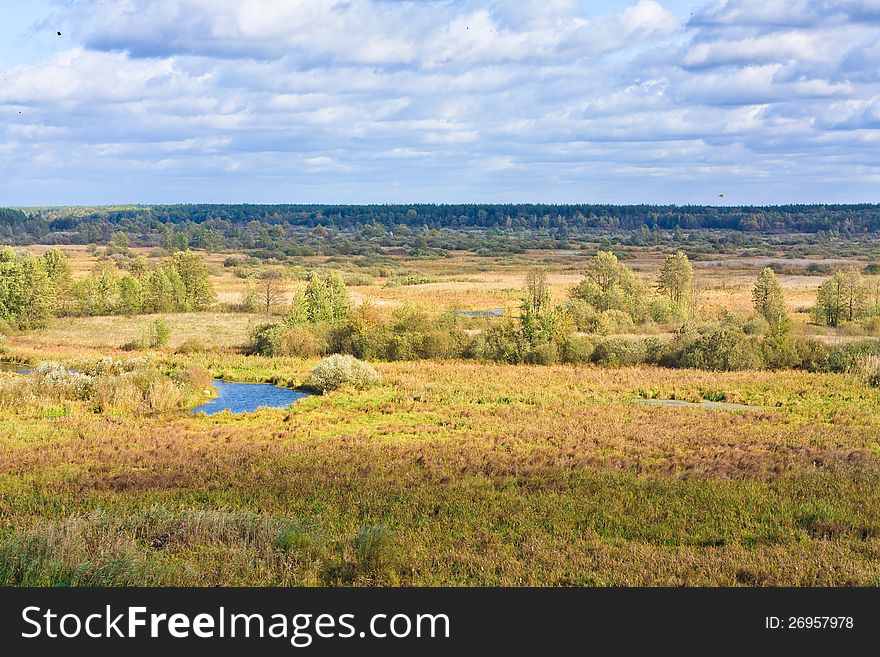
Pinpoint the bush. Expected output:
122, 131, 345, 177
678, 328, 762, 371
120, 339, 145, 351
596, 309, 635, 335
145, 319, 171, 348
795, 338, 829, 372
354, 525, 398, 580
742, 316, 770, 336
562, 299, 599, 332
648, 296, 685, 324
250, 323, 286, 356
861, 316, 880, 335
279, 325, 325, 358
307, 355, 382, 393
760, 333, 799, 369
591, 337, 646, 367
478, 321, 526, 363
561, 335, 594, 364
824, 340, 880, 373
525, 341, 558, 365
642, 336, 667, 364
857, 355, 880, 387
175, 338, 208, 354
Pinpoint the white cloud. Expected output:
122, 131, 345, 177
0, 0, 879, 204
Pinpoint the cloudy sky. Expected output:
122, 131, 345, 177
1, 0, 879, 206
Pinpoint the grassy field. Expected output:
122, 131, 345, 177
2, 245, 880, 586
1, 352, 880, 586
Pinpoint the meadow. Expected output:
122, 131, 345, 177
1, 243, 880, 586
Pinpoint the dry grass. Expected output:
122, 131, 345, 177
1, 354, 880, 585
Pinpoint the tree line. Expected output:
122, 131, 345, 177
0, 248, 215, 328
4, 203, 880, 248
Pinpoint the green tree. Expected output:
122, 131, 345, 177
813, 269, 867, 326
144, 269, 175, 313
813, 272, 845, 327
41, 248, 71, 292
573, 251, 648, 322
658, 251, 693, 307
170, 251, 216, 310
109, 231, 130, 255
239, 277, 261, 313
0, 254, 54, 329
752, 267, 788, 330
94, 268, 120, 315
841, 268, 868, 322
289, 272, 350, 324
118, 275, 143, 315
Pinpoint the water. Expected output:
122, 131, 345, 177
635, 398, 765, 411
0, 362, 28, 373
451, 308, 505, 317
193, 380, 311, 416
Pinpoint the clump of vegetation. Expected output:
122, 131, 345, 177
287, 271, 350, 325
147, 318, 171, 348
274, 522, 325, 559
175, 337, 208, 354
306, 354, 382, 392
855, 354, 880, 387
0, 358, 203, 414
354, 525, 399, 580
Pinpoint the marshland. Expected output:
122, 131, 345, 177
2, 204, 880, 586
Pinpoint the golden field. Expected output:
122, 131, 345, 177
1, 244, 879, 586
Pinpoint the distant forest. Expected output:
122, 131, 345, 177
1, 204, 879, 258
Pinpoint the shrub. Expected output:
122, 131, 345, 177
250, 323, 286, 356
795, 338, 829, 372
561, 335, 594, 364
120, 339, 145, 351
562, 299, 599, 332
861, 316, 880, 335
742, 316, 770, 336
279, 325, 325, 358
307, 355, 382, 393
145, 319, 171, 348
386, 333, 420, 361
678, 328, 762, 371
642, 336, 667, 364
274, 522, 324, 558
354, 525, 398, 579
824, 340, 880, 373
478, 320, 526, 363
175, 338, 208, 354
421, 328, 468, 360
857, 354, 880, 387
525, 341, 558, 365
648, 296, 685, 324
591, 337, 646, 367
596, 309, 635, 335
761, 331, 800, 369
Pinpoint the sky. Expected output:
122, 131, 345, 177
1, 0, 879, 206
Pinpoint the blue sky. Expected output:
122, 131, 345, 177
1, 0, 879, 206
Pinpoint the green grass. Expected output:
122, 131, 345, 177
1, 353, 880, 586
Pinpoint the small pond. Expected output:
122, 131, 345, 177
451, 308, 505, 317
635, 398, 766, 412
193, 380, 311, 416
0, 362, 28, 374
